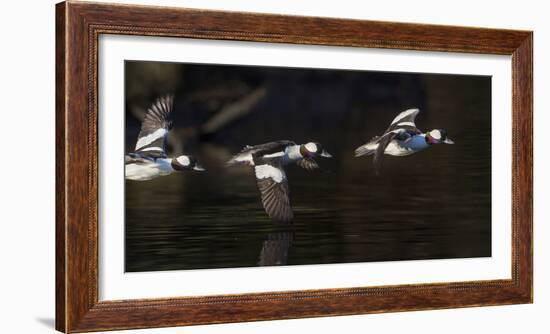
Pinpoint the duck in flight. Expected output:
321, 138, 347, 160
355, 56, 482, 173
227, 140, 332, 223
354, 108, 454, 171
125, 95, 205, 181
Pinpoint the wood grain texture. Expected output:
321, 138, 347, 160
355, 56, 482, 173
55, 2, 67, 332
55, 1, 533, 332
511, 34, 533, 301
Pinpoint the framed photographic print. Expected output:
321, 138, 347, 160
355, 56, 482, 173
56, 1, 532, 332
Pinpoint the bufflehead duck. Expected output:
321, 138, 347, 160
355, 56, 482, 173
354, 108, 454, 171
227, 140, 332, 222
125, 95, 205, 181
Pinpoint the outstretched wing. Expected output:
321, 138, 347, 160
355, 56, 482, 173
241, 140, 295, 155
134, 95, 174, 157
373, 131, 399, 171
255, 162, 293, 223
296, 158, 319, 171
386, 108, 421, 132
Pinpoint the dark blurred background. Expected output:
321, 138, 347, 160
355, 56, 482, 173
124, 60, 491, 272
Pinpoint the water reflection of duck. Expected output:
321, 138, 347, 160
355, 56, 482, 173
354, 108, 454, 172
227, 141, 332, 223
258, 230, 294, 266
125, 96, 205, 181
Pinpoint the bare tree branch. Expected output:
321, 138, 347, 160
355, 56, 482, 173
201, 86, 267, 134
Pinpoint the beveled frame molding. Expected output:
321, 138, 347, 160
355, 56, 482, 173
56, 1, 533, 332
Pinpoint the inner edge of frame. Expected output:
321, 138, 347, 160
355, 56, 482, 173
87, 24, 522, 309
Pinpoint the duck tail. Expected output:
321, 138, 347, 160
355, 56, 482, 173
226, 157, 240, 167
355, 135, 380, 157
226, 153, 251, 167
354, 144, 376, 157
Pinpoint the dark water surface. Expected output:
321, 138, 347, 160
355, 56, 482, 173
125, 63, 491, 272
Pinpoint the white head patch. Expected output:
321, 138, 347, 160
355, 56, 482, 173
429, 130, 442, 140
176, 155, 191, 166
305, 142, 318, 153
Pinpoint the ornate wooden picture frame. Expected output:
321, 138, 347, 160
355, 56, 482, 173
56, 1, 532, 332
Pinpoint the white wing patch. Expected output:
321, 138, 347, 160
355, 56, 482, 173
390, 108, 419, 125
135, 128, 168, 151
396, 121, 416, 127
255, 164, 285, 183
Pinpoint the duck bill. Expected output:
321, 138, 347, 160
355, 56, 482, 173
320, 150, 332, 158
443, 138, 455, 144
193, 164, 206, 171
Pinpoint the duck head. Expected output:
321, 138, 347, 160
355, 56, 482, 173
171, 155, 206, 171
426, 129, 454, 145
300, 142, 332, 158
